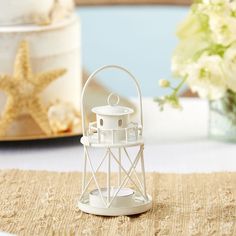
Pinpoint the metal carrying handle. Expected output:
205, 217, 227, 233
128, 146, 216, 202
81, 65, 143, 136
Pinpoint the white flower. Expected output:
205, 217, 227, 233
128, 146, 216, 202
223, 44, 236, 92
229, 1, 236, 11
176, 13, 203, 40
208, 13, 236, 46
171, 55, 185, 78
184, 54, 227, 99
196, 0, 228, 14
202, 0, 228, 4
171, 35, 209, 77
168, 0, 236, 103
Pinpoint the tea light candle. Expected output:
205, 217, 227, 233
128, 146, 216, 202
89, 187, 134, 208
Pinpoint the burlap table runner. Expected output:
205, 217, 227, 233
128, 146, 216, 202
0, 170, 236, 235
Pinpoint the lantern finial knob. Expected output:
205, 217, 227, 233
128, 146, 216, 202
107, 93, 120, 106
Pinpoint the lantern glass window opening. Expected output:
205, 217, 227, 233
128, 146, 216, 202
118, 119, 122, 127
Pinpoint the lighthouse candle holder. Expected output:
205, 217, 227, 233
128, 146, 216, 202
78, 65, 152, 216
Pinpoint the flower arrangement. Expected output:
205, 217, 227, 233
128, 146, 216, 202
157, 0, 236, 111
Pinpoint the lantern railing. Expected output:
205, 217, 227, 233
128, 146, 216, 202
87, 121, 142, 144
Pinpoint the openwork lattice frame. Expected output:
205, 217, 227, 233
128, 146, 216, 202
80, 144, 148, 208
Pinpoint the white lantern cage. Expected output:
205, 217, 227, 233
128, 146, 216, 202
78, 65, 152, 216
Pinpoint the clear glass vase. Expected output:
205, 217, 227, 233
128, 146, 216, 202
209, 90, 236, 142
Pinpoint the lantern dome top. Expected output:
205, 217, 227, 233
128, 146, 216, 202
92, 105, 133, 116
92, 93, 134, 116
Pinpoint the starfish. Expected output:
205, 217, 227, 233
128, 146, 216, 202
0, 41, 67, 136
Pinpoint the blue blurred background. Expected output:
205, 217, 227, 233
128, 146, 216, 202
77, 6, 188, 97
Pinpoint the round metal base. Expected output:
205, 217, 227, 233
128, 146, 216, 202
78, 195, 152, 216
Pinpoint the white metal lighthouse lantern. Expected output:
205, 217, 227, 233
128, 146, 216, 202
78, 65, 152, 216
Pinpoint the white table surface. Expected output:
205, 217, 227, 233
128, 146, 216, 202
0, 98, 236, 173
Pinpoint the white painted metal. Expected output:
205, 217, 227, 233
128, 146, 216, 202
78, 65, 151, 216
92, 103, 133, 117
118, 148, 121, 186
107, 93, 120, 106
79, 149, 108, 201
81, 146, 87, 193
80, 135, 144, 148
123, 147, 144, 191
140, 145, 148, 200
78, 195, 152, 216
107, 150, 111, 204
84, 147, 107, 207
91, 93, 134, 143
